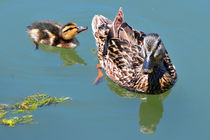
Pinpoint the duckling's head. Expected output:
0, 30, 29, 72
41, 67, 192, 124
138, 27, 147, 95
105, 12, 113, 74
61, 22, 88, 40
141, 33, 166, 74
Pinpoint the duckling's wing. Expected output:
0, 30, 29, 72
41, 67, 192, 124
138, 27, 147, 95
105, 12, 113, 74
28, 21, 61, 38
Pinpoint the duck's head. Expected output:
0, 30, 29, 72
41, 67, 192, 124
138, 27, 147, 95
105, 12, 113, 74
61, 22, 88, 40
141, 33, 166, 74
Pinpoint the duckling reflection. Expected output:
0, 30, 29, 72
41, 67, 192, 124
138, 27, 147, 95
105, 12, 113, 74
39, 44, 87, 66
106, 78, 170, 134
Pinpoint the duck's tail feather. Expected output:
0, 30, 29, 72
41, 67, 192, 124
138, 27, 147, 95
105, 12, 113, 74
92, 15, 112, 63
92, 15, 112, 37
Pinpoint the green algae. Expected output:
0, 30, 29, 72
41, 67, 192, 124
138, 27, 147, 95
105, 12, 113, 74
0, 93, 71, 127
1, 115, 34, 127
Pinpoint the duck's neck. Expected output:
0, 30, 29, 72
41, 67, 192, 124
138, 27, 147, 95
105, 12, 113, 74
147, 62, 166, 93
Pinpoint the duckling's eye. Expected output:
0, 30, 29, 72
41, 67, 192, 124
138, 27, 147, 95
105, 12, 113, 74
68, 27, 74, 30
63, 27, 75, 33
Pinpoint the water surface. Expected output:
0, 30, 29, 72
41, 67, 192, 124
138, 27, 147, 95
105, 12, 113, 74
0, 0, 210, 139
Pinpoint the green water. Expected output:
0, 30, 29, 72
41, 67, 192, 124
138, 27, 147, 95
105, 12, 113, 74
0, 0, 210, 139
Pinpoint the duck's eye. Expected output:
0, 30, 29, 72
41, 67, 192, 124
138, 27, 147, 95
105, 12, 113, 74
156, 39, 161, 48
153, 48, 165, 62
154, 53, 163, 62
153, 40, 165, 61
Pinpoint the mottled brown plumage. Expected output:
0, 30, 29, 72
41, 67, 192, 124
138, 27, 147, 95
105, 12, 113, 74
27, 21, 88, 49
92, 8, 177, 94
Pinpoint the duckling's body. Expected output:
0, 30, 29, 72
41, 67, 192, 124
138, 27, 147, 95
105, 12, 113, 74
27, 21, 88, 48
92, 8, 177, 94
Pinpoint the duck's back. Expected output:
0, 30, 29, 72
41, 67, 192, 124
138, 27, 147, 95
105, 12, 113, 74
103, 23, 147, 90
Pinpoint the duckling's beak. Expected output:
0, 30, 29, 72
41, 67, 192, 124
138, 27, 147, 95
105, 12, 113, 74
77, 26, 88, 33
141, 55, 154, 74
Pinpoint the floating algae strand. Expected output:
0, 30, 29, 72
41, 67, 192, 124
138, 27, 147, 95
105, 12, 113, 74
0, 93, 71, 127
1, 115, 33, 127
13, 93, 71, 113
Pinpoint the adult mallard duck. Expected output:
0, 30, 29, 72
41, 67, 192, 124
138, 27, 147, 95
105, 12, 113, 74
92, 8, 177, 94
27, 21, 88, 49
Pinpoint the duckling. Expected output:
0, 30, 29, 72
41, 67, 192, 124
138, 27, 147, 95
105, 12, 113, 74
27, 21, 88, 49
92, 8, 177, 94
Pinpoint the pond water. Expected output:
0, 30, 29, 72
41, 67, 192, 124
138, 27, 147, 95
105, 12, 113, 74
0, 0, 210, 139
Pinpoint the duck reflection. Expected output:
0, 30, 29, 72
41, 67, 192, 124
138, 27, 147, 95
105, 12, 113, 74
39, 44, 87, 66
106, 78, 170, 134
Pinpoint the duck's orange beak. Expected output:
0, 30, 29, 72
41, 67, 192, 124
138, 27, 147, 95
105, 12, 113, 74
77, 26, 88, 33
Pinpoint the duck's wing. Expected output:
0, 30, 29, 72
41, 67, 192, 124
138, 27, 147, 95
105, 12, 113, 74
110, 7, 124, 38
163, 50, 177, 82
118, 22, 145, 46
103, 36, 145, 90
108, 7, 146, 44
104, 7, 124, 56
104, 8, 145, 55
105, 8, 145, 67
107, 36, 144, 72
